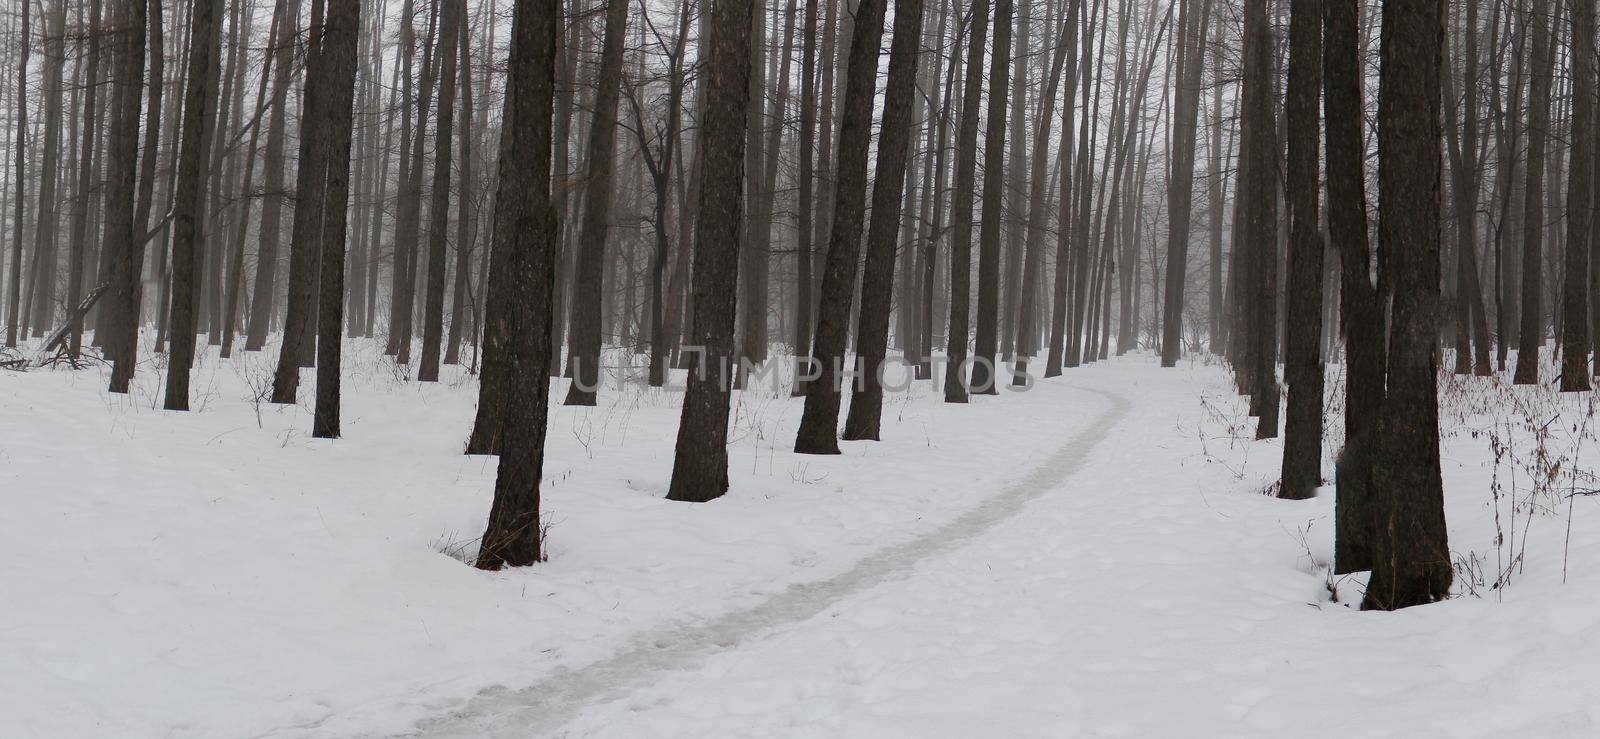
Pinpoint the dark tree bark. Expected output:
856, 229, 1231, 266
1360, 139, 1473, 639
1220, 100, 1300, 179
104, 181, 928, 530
476, 0, 560, 569
1159, 0, 1211, 366
25, 0, 67, 340
271, 0, 332, 404
1513, 0, 1552, 385
562, 0, 629, 406
164, 0, 222, 412
386, 0, 420, 356
1206, 18, 1224, 354
1441, 2, 1492, 378
1560, 0, 1593, 390
666, 0, 755, 502
1363, 0, 1451, 610
841, 0, 926, 441
1012, 4, 1077, 384
392, 0, 440, 364
1241, 0, 1278, 437
968, 0, 1011, 395
418, 0, 463, 382
5, 0, 29, 348
310, 0, 362, 438
1278, 0, 1323, 500
792, 0, 891, 454
792, 0, 821, 393
244, 0, 299, 353
66, 0, 106, 360
221, 1, 287, 360
1326, 0, 1382, 574
1046, 0, 1089, 377
107, 0, 150, 393
445, 8, 476, 366
944, 0, 989, 403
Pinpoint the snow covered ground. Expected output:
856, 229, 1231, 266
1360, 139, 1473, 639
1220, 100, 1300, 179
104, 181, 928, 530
5, 338, 1600, 737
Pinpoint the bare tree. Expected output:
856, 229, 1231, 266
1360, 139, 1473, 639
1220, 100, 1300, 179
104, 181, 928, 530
477, 0, 560, 570
666, 0, 755, 502
562, 0, 629, 406
1364, 0, 1451, 611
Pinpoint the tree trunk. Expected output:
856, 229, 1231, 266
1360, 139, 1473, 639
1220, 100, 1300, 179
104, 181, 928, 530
106, 0, 149, 392
1514, 0, 1552, 384
943, 0, 989, 403
1560, 0, 1593, 389
793, 0, 891, 454
968, 0, 1011, 395
418, 0, 463, 381
1278, 0, 1323, 499
1363, 0, 1451, 610
163, 0, 221, 411
5, 0, 30, 348
841, 0, 926, 441
666, 0, 756, 502
271, 0, 331, 403
476, 0, 560, 569
561, 0, 628, 405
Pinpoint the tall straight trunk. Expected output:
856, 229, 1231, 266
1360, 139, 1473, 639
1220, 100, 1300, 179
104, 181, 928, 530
968, 0, 1012, 394
5, 0, 29, 347
393, 1, 440, 364
1327, 0, 1382, 574
943, 0, 990, 403
107, 0, 150, 392
475, 0, 560, 569
66, 0, 105, 358
666, 0, 756, 502
367, 3, 400, 341
385, 0, 419, 355
1444, 0, 1493, 376
561, 0, 628, 406
418, 0, 463, 382
792, 0, 890, 454
26, 0, 67, 339
793, 0, 821, 390
1364, 0, 1451, 610
841, 0, 926, 441
744, 0, 797, 369
152, 0, 188, 353
1068, 0, 1110, 368
1206, 19, 1225, 353
203, 0, 246, 347
998, 0, 1030, 360
445, 10, 476, 366
221, 2, 285, 360
244, 0, 299, 351
271, 0, 330, 404
1514, 0, 1552, 384
921, 0, 965, 380
903, 0, 948, 376
1014, 2, 1078, 381
1046, 0, 1092, 376
1278, 0, 1323, 499
1560, 0, 1593, 389
163, 0, 221, 411
1242, 0, 1279, 436
1159, 0, 1211, 365
310, 0, 361, 438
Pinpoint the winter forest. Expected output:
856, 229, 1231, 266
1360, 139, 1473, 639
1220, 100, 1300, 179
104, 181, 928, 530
4, 0, 1600, 733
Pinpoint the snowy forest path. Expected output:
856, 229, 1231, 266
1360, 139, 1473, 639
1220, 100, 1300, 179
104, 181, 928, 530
412, 384, 1131, 737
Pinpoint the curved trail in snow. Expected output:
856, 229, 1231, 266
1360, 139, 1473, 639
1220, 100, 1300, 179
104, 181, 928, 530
410, 385, 1130, 738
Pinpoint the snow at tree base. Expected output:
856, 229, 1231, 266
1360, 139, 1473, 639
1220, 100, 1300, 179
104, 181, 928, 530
1, 0, 1593, 734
